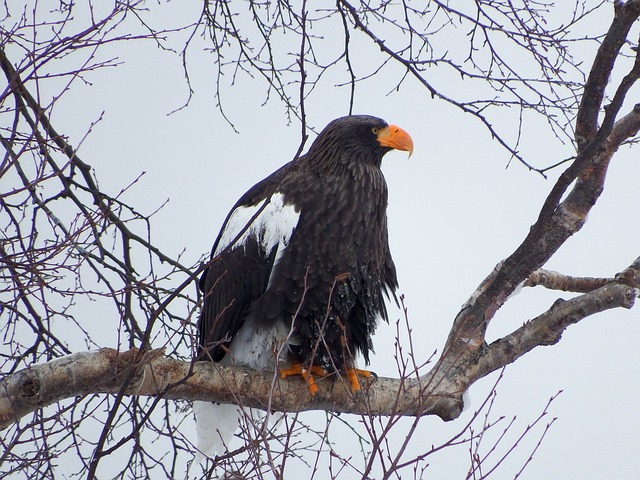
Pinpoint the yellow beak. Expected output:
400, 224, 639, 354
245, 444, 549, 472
377, 124, 414, 157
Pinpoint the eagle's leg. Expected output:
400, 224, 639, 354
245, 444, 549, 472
279, 363, 327, 395
345, 368, 373, 393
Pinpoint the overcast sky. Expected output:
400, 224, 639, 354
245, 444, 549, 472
6, 1, 640, 478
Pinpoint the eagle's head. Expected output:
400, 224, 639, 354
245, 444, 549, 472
303, 115, 413, 170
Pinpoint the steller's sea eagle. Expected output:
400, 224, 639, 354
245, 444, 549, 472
194, 114, 413, 459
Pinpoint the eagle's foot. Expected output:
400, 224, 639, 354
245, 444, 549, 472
345, 367, 375, 393
280, 363, 327, 395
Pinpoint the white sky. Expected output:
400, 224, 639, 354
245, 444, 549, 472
6, 1, 640, 478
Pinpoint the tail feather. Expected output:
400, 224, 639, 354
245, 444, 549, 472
194, 401, 240, 463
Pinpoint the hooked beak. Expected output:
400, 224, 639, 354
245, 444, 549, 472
377, 124, 414, 158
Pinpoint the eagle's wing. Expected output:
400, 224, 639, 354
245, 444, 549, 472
197, 163, 299, 362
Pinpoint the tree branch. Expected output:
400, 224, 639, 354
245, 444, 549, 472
524, 268, 610, 293
575, 0, 640, 148
2, 266, 638, 430
0, 347, 458, 430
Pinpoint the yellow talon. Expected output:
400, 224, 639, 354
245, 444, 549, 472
345, 368, 372, 393
280, 363, 327, 395
280, 364, 373, 394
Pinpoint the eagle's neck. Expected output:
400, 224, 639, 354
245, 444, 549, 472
302, 146, 384, 176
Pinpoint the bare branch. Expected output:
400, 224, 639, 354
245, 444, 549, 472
524, 268, 610, 293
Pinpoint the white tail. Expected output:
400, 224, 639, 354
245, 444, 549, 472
193, 401, 240, 463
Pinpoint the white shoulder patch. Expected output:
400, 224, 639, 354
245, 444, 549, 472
214, 192, 300, 257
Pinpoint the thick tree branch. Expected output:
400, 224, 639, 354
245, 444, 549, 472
0, 347, 460, 430
607, 103, 640, 148
525, 268, 610, 293
3, 262, 638, 430
575, 0, 640, 148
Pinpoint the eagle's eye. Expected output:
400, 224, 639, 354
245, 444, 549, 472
371, 127, 380, 135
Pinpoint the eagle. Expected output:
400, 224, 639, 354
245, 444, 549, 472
194, 114, 413, 459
